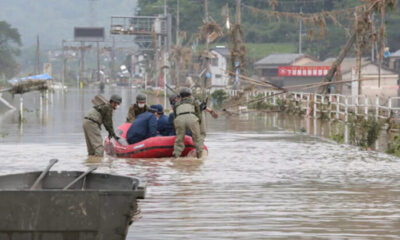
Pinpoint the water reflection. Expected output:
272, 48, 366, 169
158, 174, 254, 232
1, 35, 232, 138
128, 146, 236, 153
0, 88, 399, 239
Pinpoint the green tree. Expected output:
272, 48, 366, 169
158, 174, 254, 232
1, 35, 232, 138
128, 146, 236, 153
0, 21, 22, 79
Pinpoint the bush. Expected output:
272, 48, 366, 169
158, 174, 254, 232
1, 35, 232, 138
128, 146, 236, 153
386, 135, 400, 156
348, 115, 383, 149
211, 89, 228, 107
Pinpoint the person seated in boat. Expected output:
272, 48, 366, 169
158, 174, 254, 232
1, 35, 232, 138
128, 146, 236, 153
151, 104, 169, 136
126, 93, 148, 123
126, 106, 158, 144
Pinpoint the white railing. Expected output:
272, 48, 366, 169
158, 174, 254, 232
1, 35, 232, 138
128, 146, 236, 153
226, 90, 400, 121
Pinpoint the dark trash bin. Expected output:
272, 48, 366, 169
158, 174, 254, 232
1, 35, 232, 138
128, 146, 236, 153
0, 171, 145, 240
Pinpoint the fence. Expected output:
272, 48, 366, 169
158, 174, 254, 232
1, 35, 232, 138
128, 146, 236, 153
226, 89, 400, 122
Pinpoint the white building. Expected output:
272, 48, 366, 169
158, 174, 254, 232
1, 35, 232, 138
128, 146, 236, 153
210, 46, 230, 90
321, 58, 399, 98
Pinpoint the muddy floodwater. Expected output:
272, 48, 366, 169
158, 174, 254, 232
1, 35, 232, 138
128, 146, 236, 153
1, 88, 400, 239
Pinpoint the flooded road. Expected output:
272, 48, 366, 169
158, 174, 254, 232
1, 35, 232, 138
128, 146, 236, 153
1, 88, 400, 239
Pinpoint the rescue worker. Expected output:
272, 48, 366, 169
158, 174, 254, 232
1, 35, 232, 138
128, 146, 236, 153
167, 94, 179, 136
173, 87, 203, 158
126, 106, 158, 144
167, 94, 192, 137
126, 93, 148, 122
83, 94, 121, 157
151, 104, 169, 136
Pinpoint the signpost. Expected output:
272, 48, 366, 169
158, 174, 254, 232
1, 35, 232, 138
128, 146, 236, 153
74, 27, 105, 85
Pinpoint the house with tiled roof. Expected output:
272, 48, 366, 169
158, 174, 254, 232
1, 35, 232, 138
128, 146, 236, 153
253, 53, 320, 90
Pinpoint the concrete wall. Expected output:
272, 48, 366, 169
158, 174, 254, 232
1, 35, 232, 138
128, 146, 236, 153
268, 76, 324, 93
342, 63, 399, 98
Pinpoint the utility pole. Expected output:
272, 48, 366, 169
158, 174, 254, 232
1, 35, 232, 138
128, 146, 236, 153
96, 41, 100, 82
176, 0, 180, 86
204, 0, 209, 95
111, 36, 115, 79
299, 8, 303, 54
79, 41, 85, 88
61, 39, 65, 88
204, 0, 208, 20
234, 0, 242, 88
371, 13, 375, 62
35, 35, 40, 75
236, 0, 241, 24
163, 0, 168, 107
176, 0, 180, 45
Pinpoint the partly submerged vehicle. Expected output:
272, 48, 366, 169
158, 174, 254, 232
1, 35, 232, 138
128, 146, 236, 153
104, 123, 207, 158
0, 160, 145, 240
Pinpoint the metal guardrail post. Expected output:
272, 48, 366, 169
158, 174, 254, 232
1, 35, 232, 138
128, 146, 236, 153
355, 96, 358, 116
313, 94, 317, 118
345, 97, 348, 122
321, 95, 325, 114
336, 95, 340, 119
273, 92, 276, 105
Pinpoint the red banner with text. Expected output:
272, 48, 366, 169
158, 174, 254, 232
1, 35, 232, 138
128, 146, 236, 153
278, 66, 330, 77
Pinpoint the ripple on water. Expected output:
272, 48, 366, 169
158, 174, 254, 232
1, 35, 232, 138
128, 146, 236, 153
1, 90, 400, 239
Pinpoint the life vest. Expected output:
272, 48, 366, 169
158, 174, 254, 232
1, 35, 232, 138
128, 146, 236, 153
176, 103, 195, 117
85, 106, 103, 125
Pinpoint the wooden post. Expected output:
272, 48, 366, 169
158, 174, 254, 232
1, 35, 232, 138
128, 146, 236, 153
364, 95, 368, 120
325, 33, 356, 91
61, 39, 65, 90
39, 92, 43, 115
329, 95, 332, 119
375, 96, 379, 120
19, 95, 23, 122
313, 94, 317, 118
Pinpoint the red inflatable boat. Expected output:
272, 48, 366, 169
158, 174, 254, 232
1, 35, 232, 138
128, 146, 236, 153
104, 123, 207, 158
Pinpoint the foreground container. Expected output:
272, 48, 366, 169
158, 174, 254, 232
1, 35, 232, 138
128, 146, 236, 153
0, 171, 145, 240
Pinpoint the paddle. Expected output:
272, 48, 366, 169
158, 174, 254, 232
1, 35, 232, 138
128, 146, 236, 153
63, 166, 97, 190
30, 159, 58, 190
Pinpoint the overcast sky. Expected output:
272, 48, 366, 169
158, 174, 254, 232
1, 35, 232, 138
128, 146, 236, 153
0, 0, 137, 47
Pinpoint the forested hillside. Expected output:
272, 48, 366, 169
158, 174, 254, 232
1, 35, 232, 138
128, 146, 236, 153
139, 0, 400, 60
